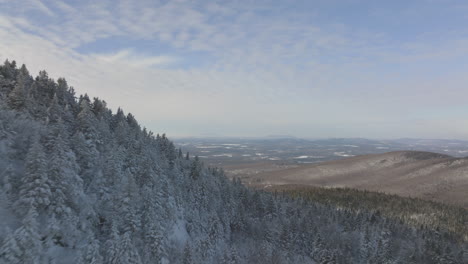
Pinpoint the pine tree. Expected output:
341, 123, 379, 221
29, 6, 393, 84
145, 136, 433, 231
360, 227, 373, 262
14, 208, 42, 263
105, 225, 121, 264
76, 237, 103, 264
47, 130, 73, 217
72, 131, 99, 187
34, 70, 56, 101
56, 78, 69, 103
6, 64, 30, 111
118, 232, 142, 264
190, 156, 201, 180
143, 220, 165, 263
44, 214, 62, 248
77, 98, 99, 144
0, 59, 16, 81
14, 136, 52, 215
47, 93, 63, 124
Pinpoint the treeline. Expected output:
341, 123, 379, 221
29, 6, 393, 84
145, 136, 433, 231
272, 185, 468, 242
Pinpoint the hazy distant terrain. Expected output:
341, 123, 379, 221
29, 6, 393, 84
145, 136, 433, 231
175, 137, 468, 166
175, 138, 468, 208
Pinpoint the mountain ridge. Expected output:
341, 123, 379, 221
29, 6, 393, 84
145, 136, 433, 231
244, 150, 468, 208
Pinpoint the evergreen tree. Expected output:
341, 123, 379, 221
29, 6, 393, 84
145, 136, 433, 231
47, 94, 63, 124
0, 59, 16, 80
143, 220, 165, 263
76, 237, 103, 264
7, 64, 32, 111
72, 131, 99, 187
13, 208, 42, 263
190, 156, 201, 180
48, 127, 81, 217
104, 226, 121, 264
14, 135, 52, 215
118, 232, 142, 264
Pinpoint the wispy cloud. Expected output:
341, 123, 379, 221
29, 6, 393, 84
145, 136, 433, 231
1, 0, 468, 138
29, 0, 55, 16
92, 49, 178, 68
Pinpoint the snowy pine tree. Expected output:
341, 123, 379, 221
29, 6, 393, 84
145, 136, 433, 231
14, 136, 51, 215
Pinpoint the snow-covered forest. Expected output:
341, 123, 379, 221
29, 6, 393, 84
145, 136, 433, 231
0, 60, 466, 263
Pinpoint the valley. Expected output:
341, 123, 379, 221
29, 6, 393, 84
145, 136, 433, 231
175, 138, 468, 208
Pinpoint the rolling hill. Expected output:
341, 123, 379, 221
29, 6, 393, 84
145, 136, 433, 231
245, 151, 468, 208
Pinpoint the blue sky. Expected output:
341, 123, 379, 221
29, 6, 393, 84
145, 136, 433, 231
1, 0, 468, 139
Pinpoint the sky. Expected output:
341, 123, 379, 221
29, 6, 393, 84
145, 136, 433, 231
1, 0, 468, 139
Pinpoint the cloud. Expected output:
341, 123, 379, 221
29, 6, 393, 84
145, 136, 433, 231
1, 0, 56, 17
1, 0, 468, 138
92, 49, 178, 68
29, 0, 55, 16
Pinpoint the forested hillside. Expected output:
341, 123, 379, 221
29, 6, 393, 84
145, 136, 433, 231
269, 185, 468, 241
0, 60, 466, 263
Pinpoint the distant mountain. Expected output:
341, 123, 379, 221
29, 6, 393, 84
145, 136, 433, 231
265, 134, 298, 139
0, 60, 466, 263
309, 138, 382, 145
245, 150, 468, 208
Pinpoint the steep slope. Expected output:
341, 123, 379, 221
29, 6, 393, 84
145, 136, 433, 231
247, 151, 468, 207
0, 60, 466, 263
